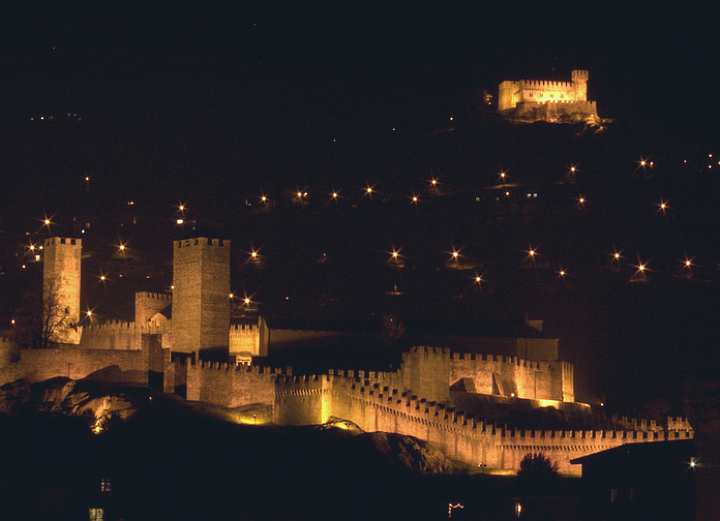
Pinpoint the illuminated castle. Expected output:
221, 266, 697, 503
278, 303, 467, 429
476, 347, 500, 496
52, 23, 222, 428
498, 69, 599, 123
0, 235, 692, 477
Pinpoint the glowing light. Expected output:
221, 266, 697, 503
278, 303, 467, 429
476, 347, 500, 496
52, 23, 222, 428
296, 191, 303, 199
127, 200, 135, 206
430, 177, 438, 187
34, 254, 41, 262
449, 114, 454, 122
527, 248, 537, 258
450, 248, 460, 261
42, 216, 52, 227
178, 203, 186, 212
170, 285, 174, 290
86, 309, 94, 318
228, 292, 235, 299
84, 176, 91, 182
499, 170, 507, 181
250, 249, 259, 260
99, 274, 107, 282
390, 249, 400, 260
331, 191, 339, 200
10, 319, 16, 326
577, 195, 586, 205
473, 274, 483, 285
690, 458, 697, 469
176, 218, 184, 225
448, 502, 464, 518
639, 158, 648, 168
118, 243, 127, 253
683, 258, 693, 269
28, 244, 36, 252
558, 269, 567, 278
569, 165, 577, 174
505, 191, 511, 197
636, 262, 647, 273
612, 251, 622, 261
510, 392, 516, 398
411, 194, 419, 204
260, 194, 268, 203
364, 185, 374, 195
658, 200, 669, 213
243, 296, 252, 306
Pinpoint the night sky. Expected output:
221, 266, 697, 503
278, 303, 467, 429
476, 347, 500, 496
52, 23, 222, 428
1, 8, 719, 413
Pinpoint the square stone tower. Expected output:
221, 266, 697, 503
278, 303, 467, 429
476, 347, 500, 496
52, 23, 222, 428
172, 237, 231, 355
42, 237, 82, 344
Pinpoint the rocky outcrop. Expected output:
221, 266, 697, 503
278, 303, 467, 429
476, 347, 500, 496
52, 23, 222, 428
0, 377, 139, 431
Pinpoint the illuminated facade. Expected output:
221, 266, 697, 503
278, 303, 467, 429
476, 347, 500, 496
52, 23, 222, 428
42, 237, 82, 344
498, 69, 598, 122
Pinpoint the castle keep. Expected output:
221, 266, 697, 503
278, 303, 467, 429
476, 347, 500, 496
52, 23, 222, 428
172, 238, 231, 354
42, 237, 82, 344
0, 235, 693, 477
498, 69, 598, 123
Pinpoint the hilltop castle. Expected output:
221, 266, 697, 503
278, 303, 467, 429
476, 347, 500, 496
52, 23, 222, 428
0, 235, 692, 476
498, 69, 599, 124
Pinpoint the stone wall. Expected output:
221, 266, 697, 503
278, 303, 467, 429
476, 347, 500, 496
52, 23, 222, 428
42, 237, 82, 344
135, 291, 171, 325
0, 336, 163, 386
181, 360, 693, 476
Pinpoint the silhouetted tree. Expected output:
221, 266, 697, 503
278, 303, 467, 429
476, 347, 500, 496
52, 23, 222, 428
517, 453, 559, 493
13, 279, 74, 348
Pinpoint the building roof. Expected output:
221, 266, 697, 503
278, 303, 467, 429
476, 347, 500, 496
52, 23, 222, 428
570, 439, 694, 466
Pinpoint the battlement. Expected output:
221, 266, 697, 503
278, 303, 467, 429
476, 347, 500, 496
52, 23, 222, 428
230, 323, 259, 333
44, 236, 82, 248
518, 79, 574, 90
450, 351, 555, 370
136, 291, 172, 302
173, 237, 230, 249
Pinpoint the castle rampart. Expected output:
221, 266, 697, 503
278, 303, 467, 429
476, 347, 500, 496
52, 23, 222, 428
180, 358, 692, 476
43, 236, 82, 344
135, 291, 171, 325
78, 320, 164, 350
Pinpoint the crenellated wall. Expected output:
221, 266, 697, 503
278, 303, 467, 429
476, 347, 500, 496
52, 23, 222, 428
135, 291, 171, 325
78, 320, 163, 350
182, 360, 692, 476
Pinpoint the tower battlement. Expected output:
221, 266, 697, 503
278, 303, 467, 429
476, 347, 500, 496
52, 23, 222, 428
43, 236, 82, 344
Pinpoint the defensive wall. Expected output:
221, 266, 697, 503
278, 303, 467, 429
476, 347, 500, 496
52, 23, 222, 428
229, 318, 269, 357
180, 360, 693, 476
78, 320, 165, 350
0, 335, 165, 387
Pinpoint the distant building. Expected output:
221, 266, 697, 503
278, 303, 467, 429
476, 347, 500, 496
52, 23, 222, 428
571, 440, 696, 520
498, 70, 599, 124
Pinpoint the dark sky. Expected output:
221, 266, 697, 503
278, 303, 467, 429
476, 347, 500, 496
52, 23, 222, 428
1, 8, 719, 411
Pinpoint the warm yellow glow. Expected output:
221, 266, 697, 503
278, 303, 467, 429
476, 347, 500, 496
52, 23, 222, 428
365, 185, 374, 195
504, 191, 511, 197
473, 274, 483, 284
178, 203, 186, 212
390, 249, 400, 260
658, 200, 668, 212
639, 158, 647, 168
499, 171, 507, 180
577, 196, 586, 205
637, 263, 647, 273
683, 258, 693, 268
612, 251, 622, 261
43, 217, 52, 227
690, 458, 697, 469
528, 248, 537, 258
250, 249, 259, 259
10, 319, 16, 326
411, 194, 419, 204
243, 296, 252, 306
84, 176, 90, 182
86, 309, 94, 318
118, 243, 127, 253
229, 292, 235, 299
28, 244, 36, 252
430, 177, 438, 187
331, 191, 339, 200
176, 218, 184, 225
558, 269, 567, 278
170, 285, 174, 290
260, 194, 268, 203
450, 248, 460, 260
569, 165, 577, 174
99, 274, 107, 282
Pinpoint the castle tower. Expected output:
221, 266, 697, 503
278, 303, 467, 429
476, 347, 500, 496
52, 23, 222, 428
172, 237, 231, 355
135, 291, 172, 325
42, 237, 82, 344
571, 69, 589, 102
